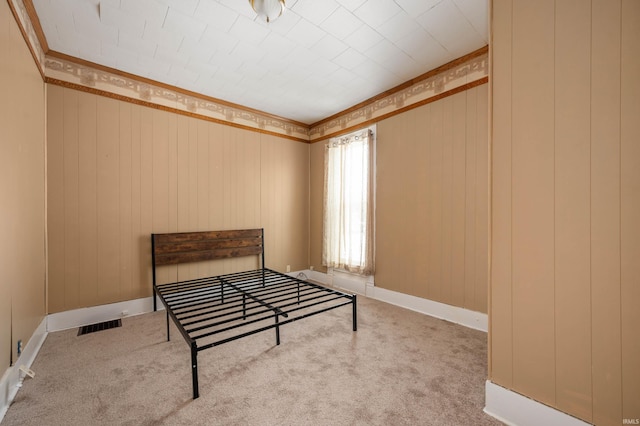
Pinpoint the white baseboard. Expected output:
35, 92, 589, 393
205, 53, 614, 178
484, 381, 591, 426
327, 269, 370, 295
47, 296, 164, 332
0, 317, 47, 424
367, 285, 488, 332
304, 269, 487, 332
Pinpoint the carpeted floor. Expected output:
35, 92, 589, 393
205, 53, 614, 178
2, 295, 501, 426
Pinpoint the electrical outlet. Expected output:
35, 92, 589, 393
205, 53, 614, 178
286, 265, 291, 273
121, 310, 129, 317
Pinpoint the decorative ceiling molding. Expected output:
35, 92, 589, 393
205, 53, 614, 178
11, 0, 489, 145
42, 50, 487, 144
312, 77, 488, 144
43, 55, 311, 141
8, 0, 46, 76
308, 51, 489, 142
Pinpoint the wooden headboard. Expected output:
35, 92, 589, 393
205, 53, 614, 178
151, 228, 264, 312
151, 228, 264, 267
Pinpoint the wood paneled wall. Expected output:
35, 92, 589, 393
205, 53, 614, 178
376, 85, 488, 313
0, 0, 46, 368
491, 0, 640, 423
309, 141, 326, 274
46, 85, 309, 314
310, 84, 489, 314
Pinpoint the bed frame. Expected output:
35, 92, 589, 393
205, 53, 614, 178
151, 228, 357, 399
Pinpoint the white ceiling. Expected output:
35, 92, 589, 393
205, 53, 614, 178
32, 0, 488, 125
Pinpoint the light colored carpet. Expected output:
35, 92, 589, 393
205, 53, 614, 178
2, 295, 501, 425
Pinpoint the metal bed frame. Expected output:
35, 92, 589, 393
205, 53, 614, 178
151, 228, 357, 399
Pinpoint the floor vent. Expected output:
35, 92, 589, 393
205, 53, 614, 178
78, 319, 122, 336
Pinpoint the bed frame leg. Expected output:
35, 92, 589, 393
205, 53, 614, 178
166, 310, 171, 341
242, 294, 246, 320
191, 342, 199, 399
352, 295, 358, 331
274, 314, 281, 345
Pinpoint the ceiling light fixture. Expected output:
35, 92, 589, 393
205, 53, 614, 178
249, 0, 285, 23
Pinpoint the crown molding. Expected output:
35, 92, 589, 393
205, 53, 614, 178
310, 77, 489, 144
43, 53, 311, 141
11, 0, 489, 143
308, 48, 489, 142
44, 50, 309, 129
18, 0, 310, 141
45, 77, 310, 143
309, 46, 489, 129
7, 0, 46, 79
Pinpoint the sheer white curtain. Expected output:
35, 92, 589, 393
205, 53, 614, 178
322, 128, 374, 275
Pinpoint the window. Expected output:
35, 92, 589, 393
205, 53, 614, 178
322, 128, 374, 275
